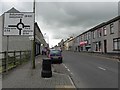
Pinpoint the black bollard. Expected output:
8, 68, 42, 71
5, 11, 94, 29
41, 58, 52, 78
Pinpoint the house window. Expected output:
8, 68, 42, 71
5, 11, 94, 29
86, 33, 88, 40
93, 31, 95, 39
103, 26, 107, 36
118, 39, 120, 50
113, 39, 118, 50
95, 41, 101, 52
81, 36, 83, 41
77, 37, 79, 44
85, 34, 87, 40
119, 21, 120, 33
113, 38, 120, 50
97, 28, 102, 37
86, 33, 87, 40
110, 23, 114, 34
88, 32, 91, 39
84, 34, 86, 40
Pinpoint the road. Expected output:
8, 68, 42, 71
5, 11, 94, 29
62, 51, 118, 88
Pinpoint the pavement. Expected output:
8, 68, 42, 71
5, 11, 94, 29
2, 55, 75, 89
78, 51, 120, 61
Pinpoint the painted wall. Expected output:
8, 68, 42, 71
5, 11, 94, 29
91, 20, 119, 53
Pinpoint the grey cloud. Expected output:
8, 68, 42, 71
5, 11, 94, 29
36, 2, 118, 26
36, 2, 118, 40
0, 2, 118, 43
1, 2, 33, 13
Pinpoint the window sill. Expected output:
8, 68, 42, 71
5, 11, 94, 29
103, 35, 107, 36
110, 33, 114, 34
113, 49, 120, 51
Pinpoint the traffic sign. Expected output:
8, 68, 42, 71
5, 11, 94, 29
4, 13, 34, 35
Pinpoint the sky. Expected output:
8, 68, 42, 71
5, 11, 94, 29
0, 0, 119, 47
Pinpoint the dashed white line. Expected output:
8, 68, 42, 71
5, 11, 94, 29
63, 63, 73, 75
67, 69, 70, 72
98, 67, 106, 71
63, 64, 67, 69
70, 72, 73, 75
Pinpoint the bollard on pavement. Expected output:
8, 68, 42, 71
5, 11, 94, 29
41, 58, 52, 78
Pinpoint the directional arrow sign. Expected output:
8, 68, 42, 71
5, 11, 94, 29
4, 13, 34, 35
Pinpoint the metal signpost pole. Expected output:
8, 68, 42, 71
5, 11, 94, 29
4, 6, 35, 71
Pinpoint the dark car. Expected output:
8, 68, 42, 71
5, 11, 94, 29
48, 50, 63, 64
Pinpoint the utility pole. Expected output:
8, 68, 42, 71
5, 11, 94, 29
32, 0, 35, 69
6, 36, 9, 73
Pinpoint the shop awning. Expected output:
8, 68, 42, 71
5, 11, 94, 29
80, 41, 87, 46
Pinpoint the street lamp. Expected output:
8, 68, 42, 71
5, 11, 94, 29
44, 33, 49, 45
29, 36, 34, 69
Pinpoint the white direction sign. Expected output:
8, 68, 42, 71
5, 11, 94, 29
4, 13, 34, 35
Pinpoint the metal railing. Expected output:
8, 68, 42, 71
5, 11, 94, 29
0, 50, 31, 73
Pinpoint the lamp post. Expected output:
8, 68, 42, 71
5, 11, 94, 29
29, 36, 34, 69
44, 33, 49, 47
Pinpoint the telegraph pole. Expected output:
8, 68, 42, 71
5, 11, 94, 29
6, 36, 9, 73
32, 0, 35, 69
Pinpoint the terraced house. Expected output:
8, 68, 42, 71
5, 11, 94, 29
63, 37, 74, 51
79, 30, 92, 52
91, 16, 120, 54
61, 16, 120, 54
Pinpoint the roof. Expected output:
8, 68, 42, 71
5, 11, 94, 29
71, 15, 120, 40
35, 22, 42, 34
90, 16, 120, 32
6, 7, 20, 13
90, 22, 106, 32
105, 15, 120, 25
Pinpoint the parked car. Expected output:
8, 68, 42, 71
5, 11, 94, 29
48, 50, 63, 64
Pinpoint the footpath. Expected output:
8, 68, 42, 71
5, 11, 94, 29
2, 55, 75, 89
72, 51, 120, 61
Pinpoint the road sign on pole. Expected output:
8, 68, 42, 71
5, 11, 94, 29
4, 13, 34, 36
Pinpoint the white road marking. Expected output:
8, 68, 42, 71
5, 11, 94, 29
43, 78, 52, 80
67, 75, 76, 88
63, 63, 73, 75
63, 64, 67, 69
67, 69, 70, 72
70, 72, 73, 75
98, 67, 106, 71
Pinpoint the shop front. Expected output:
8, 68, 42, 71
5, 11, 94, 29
80, 41, 87, 51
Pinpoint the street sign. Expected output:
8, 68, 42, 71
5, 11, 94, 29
4, 13, 34, 35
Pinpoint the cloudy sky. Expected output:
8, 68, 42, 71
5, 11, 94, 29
0, 0, 119, 47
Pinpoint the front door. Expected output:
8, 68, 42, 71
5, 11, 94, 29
104, 40, 107, 53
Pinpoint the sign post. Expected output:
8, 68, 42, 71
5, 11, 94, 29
4, 13, 34, 36
3, 12, 35, 70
